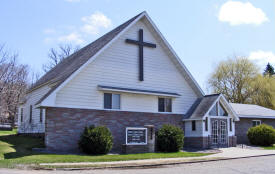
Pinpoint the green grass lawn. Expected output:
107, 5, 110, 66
0, 129, 210, 168
262, 145, 275, 150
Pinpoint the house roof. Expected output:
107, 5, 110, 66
230, 103, 275, 118
29, 12, 143, 94
34, 11, 204, 106
184, 94, 220, 119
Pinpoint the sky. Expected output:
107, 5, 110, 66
0, 0, 274, 93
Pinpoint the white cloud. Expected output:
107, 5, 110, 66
43, 12, 111, 45
218, 1, 268, 26
57, 32, 84, 45
81, 12, 112, 35
249, 50, 275, 67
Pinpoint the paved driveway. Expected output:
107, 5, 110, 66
1, 155, 275, 174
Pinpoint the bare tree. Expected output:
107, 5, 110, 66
0, 44, 29, 126
42, 44, 79, 73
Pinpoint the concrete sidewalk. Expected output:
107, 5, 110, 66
39, 147, 275, 169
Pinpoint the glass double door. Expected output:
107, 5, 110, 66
211, 119, 228, 147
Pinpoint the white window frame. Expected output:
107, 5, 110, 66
126, 127, 147, 145
158, 97, 172, 113
103, 93, 121, 110
252, 120, 261, 127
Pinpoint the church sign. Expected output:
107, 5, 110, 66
126, 127, 147, 145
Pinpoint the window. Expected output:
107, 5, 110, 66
230, 118, 232, 131
219, 102, 228, 116
158, 98, 172, 112
104, 93, 120, 109
29, 105, 32, 123
20, 108, 23, 122
209, 102, 228, 116
252, 120, 261, 127
205, 117, 208, 131
192, 121, 196, 131
209, 103, 218, 116
40, 109, 43, 123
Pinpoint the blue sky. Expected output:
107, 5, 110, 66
1, 0, 274, 92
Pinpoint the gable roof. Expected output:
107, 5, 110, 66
184, 93, 239, 121
184, 94, 220, 120
230, 103, 275, 118
29, 12, 143, 94
34, 11, 204, 106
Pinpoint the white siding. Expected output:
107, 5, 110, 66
18, 85, 50, 133
55, 20, 198, 114
184, 120, 203, 137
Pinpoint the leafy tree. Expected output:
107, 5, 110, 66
251, 75, 275, 109
264, 63, 275, 77
208, 56, 259, 103
208, 56, 275, 109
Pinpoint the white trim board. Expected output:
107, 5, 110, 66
239, 115, 275, 119
98, 85, 180, 98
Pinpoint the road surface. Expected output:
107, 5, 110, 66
1, 155, 275, 174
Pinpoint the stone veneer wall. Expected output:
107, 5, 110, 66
185, 136, 237, 149
45, 107, 183, 153
184, 137, 209, 148
235, 118, 275, 144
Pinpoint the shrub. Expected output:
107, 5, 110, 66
78, 125, 113, 154
156, 124, 184, 152
247, 124, 275, 146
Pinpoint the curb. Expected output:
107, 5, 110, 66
39, 153, 275, 171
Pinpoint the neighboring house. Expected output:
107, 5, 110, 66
231, 103, 275, 144
18, 11, 239, 153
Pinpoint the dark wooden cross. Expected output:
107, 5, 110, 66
125, 29, 156, 81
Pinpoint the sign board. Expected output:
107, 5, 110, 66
126, 127, 147, 145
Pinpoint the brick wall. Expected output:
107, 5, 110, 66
235, 118, 275, 144
45, 107, 183, 153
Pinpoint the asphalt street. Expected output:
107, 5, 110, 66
1, 155, 275, 174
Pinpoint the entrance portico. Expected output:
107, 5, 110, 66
183, 94, 239, 149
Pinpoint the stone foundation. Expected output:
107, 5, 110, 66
184, 137, 209, 149
185, 136, 237, 149
228, 136, 237, 147
45, 107, 183, 153
17, 133, 45, 138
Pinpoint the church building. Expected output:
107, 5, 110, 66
18, 12, 239, 153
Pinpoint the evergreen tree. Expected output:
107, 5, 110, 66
264, 63, 275, 77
